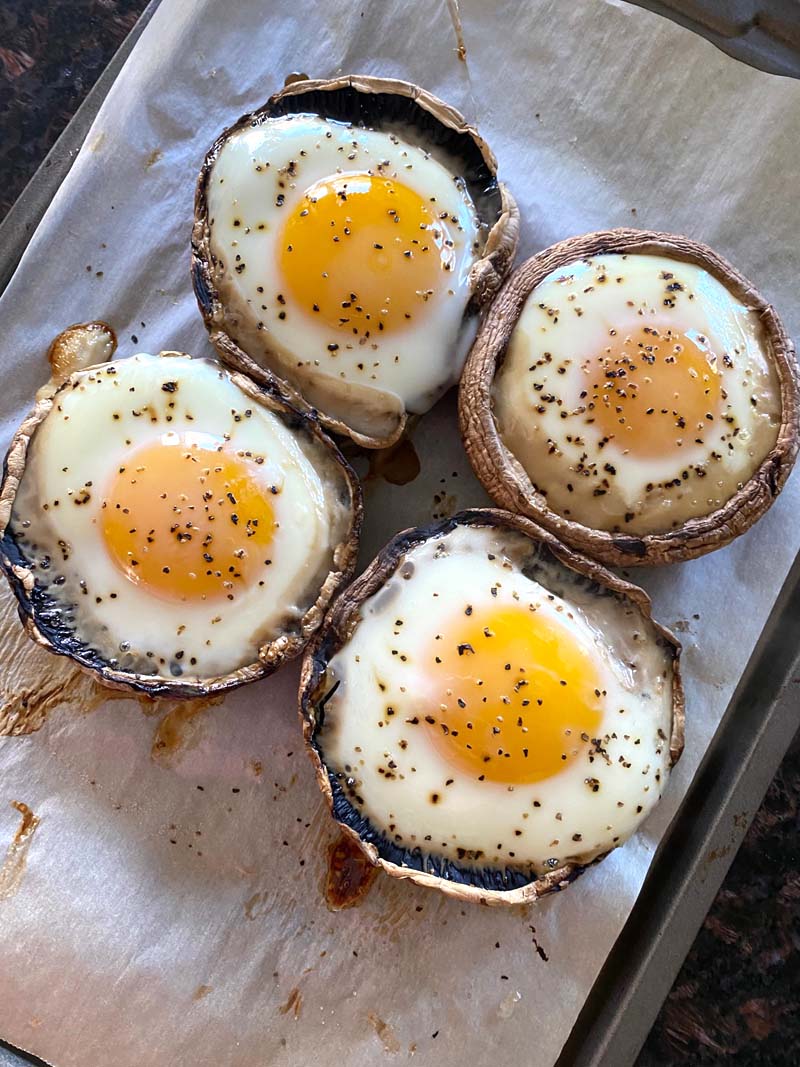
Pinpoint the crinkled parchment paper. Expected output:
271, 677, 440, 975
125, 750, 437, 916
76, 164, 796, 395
0, 1, 798, 1065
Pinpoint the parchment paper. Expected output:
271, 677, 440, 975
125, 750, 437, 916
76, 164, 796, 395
0, 2, 798, 1065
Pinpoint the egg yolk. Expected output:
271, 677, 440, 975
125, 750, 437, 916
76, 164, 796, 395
101, 433, 275, 603
279, 172, 454, 337
422, 605, 603, 785
585, 324, 722, 457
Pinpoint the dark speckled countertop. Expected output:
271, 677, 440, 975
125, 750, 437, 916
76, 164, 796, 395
0, 2, 799, 1064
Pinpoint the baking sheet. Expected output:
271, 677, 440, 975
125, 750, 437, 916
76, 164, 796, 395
0, 2, 799, 1065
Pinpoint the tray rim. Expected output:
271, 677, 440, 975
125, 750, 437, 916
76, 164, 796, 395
0, 2, 798, 1066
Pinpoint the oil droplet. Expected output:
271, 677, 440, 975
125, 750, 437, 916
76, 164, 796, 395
497, 989, 522, 1020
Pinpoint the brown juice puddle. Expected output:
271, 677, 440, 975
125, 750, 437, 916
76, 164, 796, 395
324, 831, 379, 911
279, 987, 303, 1019
0, 801, 41, 900
365, 437, 421, 487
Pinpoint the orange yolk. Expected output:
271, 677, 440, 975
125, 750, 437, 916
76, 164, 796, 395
279, 172, 454, 337
585, 324, 722, 457
422, 606, 603, 785
101, 433, 275, 603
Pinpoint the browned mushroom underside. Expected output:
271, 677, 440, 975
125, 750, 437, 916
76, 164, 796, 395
299, 507, 684, 906
0, 354, 363, 699
459, 229, 800, 567
192, 74, 520, 450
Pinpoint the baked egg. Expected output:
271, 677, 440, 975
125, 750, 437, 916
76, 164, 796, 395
301, 510, 682, 905
0, 351, 360, 696
193, 75, 518, 448
460, 230, 798, 566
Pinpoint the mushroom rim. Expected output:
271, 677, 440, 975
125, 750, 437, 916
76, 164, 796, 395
298, 506, 684, 906
0, 351, 363, 699
191, 73, 520, 450
458, 227, 800, 568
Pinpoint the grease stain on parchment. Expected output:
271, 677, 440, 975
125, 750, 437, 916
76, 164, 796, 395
367, 1012, 401, 1054
145, 148, 163, 169
446, 0, 468, 61
0, 580, 225, 745
150, 696, 223, 766
444, 0, 479, 122
0, 582, 223, 745
192, 984, 213, 1001
0, 585, 125, 736
243, 889, 269, 920
0, 801, 40, 900
278, 986, 303, 1019
324, 831, 379, 911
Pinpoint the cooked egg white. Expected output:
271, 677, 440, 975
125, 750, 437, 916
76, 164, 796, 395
317, 523, 676, 877
10, 353, 352, 680
206, 114, 483, 439
493, 254, 781, 535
